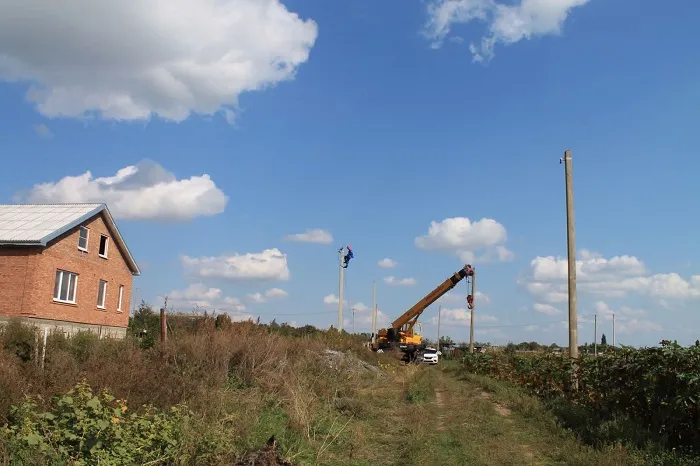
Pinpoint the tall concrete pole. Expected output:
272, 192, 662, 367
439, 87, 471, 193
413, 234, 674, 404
594, 314, 598, 357
563, 150, 578, 359
469, 270, 475, 353
437, 304, 442, 350
372, 281, 377, 348
338, 247, 344, 332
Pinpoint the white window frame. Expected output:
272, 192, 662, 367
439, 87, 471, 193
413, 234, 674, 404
117, 285, 124, 312
78, 226, 89, 252
99, 235, 109, 258
53, 270, 79, 304
97, 280, 108, 309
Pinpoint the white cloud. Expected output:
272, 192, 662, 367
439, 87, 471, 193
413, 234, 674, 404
265, 288, 288, 299
181, 248, 290, 281
351, 302, 369, 312
533, 303, 562, 315
415, 217, 513, 263
423, 0, 589, 62
345, 307, 391, 330
33, 123, 53, 139
593, 301, 662, 335
323, 293, 347, 306
438, 290, 491, 305
384, 276, 417, 287
284, 228, 333, 244
161, 283, 250, 318
247, 287, 289, 303
525, 249, 700, 302
18, 160, 227, 221
0, 0, 318, 122
430, 307, 498, 326
378, 258, 398, 268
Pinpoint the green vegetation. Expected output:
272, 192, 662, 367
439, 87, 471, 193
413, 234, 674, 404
3, 308, 699, 465
458, 342, 700, 464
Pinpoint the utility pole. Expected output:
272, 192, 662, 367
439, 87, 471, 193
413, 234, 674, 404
372, 281, 377, 348
612, 313, 616, 347
352, 308, 356, 334
337, 247, 345, 332
562, 150, 578, 359
469, 269, 476, 353
437, 304, 442, 351
594, 314, 598, 357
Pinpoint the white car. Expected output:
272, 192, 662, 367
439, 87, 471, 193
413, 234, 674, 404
421, 347, 439, 365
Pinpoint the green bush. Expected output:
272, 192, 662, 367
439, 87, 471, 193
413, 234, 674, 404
1, 379, 189, 465
459, 341, 700, 454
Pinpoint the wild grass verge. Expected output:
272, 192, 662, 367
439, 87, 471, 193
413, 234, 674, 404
0, 313, 395, 465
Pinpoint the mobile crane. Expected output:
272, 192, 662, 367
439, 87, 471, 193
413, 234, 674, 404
373, 264, 475, 362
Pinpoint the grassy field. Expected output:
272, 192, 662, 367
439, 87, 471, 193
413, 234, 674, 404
0, 317, 687, 465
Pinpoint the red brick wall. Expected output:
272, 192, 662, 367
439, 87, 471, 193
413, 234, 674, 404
0, 247, 40, 317
10, 213, 134, 328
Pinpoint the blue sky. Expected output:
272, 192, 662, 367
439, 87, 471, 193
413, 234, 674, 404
1, 0, 699, 347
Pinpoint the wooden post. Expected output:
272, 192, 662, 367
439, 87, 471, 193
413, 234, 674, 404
160, 307, 167, 345
34, 330, 39, 367
40, 327, 47, 371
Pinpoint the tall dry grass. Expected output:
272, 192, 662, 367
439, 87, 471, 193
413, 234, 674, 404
0, 316, 386, 464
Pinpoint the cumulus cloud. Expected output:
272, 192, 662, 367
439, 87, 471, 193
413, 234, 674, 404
415, 217, 513, 263
181, 248, 290, 281
323, 293, 347, 306
533, 303, 562, 315
0, 0, 318, 122
351, 302, 370, 312
438, 290, 491, 305
423, 0, 589, 62
246, 287, 289, 303
593, 301, 662, 335
33, 123, 53, 139
378, 258, 398, 268
524, 249, 700, 302
161, 283, 251, 318
18, 160, 228, 221
430, 307, 498, 326
345, 306, 390, 329
384, 276, 417, 287
284, 228, 333, 244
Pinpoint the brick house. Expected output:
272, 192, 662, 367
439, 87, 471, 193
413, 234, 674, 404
0, 203, 140, 338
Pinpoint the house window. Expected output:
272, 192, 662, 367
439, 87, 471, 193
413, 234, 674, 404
117, 285, 124, 312
99, 235, 109, 258
78, 226, 89, 251
53, 270, 78, 304
97, 280, 107, 309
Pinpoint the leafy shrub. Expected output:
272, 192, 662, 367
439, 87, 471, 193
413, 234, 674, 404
2, 379, 188, 465
460, 341, 700, 454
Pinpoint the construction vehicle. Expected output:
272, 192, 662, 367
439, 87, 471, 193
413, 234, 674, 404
373, 264, 475, 362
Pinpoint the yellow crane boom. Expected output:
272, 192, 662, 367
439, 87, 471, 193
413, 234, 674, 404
374, 264, 475, 360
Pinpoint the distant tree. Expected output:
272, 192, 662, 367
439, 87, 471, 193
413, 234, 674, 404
439, 336, 454, 346
601, 333, 607, 346
695, 339, 699, 347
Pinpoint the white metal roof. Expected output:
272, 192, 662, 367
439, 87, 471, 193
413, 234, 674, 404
0, 204, 103, 242
0, 203, 140, 276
